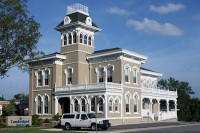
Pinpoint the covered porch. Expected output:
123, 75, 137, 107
141, 87, 178, 121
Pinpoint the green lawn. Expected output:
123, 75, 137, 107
0, 128, 84, 133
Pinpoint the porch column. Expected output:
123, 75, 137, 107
167, 100, 169, 113
157, 102, 160, 121
175, 100, 177, 118
141, 101, 143, 122
104, 94, 108, 119
54, 96, 58, 115
150, 99, 153, 115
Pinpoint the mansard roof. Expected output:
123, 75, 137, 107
56, 12, 98, 28
55, 12, 100, 32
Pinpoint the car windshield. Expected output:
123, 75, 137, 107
87, 113, 97, 118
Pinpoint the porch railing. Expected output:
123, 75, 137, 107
142, 87, 177, 96
55, 82, 123, 92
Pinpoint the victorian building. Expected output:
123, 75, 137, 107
28, 3, 178, 125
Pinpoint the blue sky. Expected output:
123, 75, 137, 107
0, 0, 200, 99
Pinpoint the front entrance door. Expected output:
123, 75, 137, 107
59, 97, 70, 114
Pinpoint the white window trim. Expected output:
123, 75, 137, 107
133, 92, 139, 114
125, 92, 131, 114
95, 66, 105, 83
133, 66, 138, 85
124, 64, 131, 84
43, 68, 50, 87
80, 98, 86, 112
35, 94, 43, 114
64, 67, 73, 85
97, 96, 104, 113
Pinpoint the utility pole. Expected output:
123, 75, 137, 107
95, 96, 97, 133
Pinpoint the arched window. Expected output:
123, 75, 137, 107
109, 99, 113, 112
74, 99, 78, 112
91, 98, 95, 112
134, 94, 138, 113
73, 32, 77, 43
98, 98, 103, 112
37, 96, 42, 114
63, 35, 67, 46
125, 66, 130, 83
88, 36, 92, 46
44, 70, 49, 86
84, 35, 87, 44
80, 33, 83, 43
107, 66, 113, 82
44, 95, 48, 114
115, 99, 119, 112
68, 34, 72, 44
126, 94, 130, 113
67, 68, 72, 84
133, 68, 137, 84
81, 99, 86, 112
38, 71, 42, 86
98, 67, 104, 83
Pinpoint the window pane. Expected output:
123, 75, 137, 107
99, 98, 103, 111
64, 35, 67, 45
38, 71, 42, 86
80, 34, 83, 43
107, 67, 113, 82
68, 34, 72, 44
88, 36, 92, 46
67, 69, 72, 84
73, 32, 77, 43
74, 99, 78, 112
133, 69, 137, 83
82, 99, 85, 112
98, 68, 104, 83
91, 98, 95, 111
125, 67, 129, 82
84, 35, 87, 44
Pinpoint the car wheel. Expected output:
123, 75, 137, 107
91, 123, 97, 131
65, 123, 71, 130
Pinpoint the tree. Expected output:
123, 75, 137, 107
0, 94, 5, 100
0, 0, 43, 77
2, 100, 17, 116
158, 77, 196, 121
14, 93, 28, 100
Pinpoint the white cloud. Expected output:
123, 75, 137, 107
127, 18, 183, 36
150, 3, 185, 14
106, 7, 132, 15
193, 15, 200, 20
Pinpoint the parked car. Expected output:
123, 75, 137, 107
60, 112, 111, 131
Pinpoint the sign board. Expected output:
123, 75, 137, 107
6, 116, 32, 126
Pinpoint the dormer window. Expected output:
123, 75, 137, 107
64, 16, 71, 25
85, 17, 92, 26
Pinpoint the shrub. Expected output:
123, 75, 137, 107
44, 118, 50, 123
0, 116, 6, 128
32, 114, 43, 127
52, 113, 61, 121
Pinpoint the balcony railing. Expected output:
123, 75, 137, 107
141, 87, 177, 96
55, 82, 123, 92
